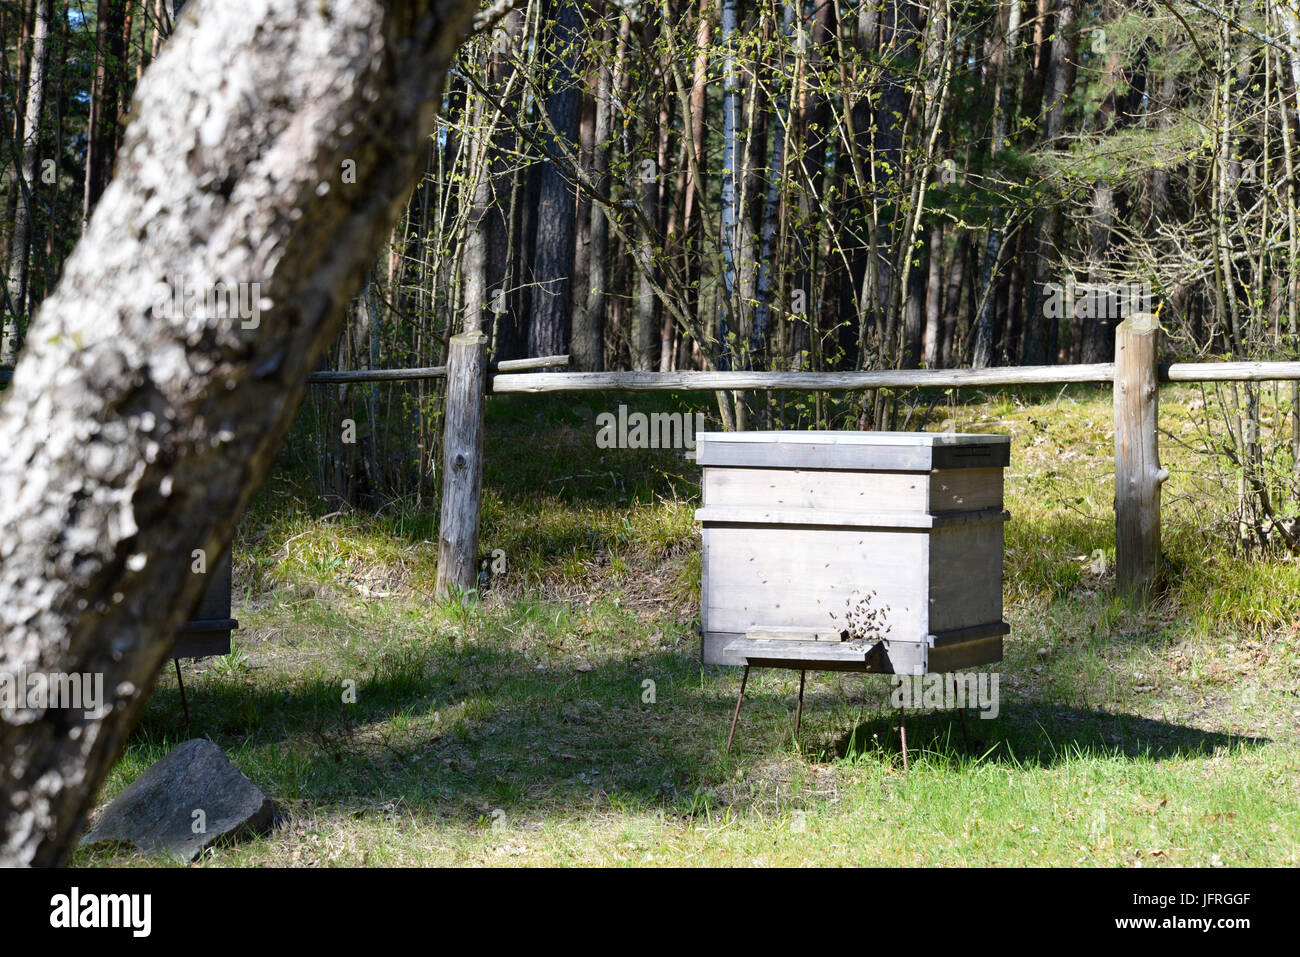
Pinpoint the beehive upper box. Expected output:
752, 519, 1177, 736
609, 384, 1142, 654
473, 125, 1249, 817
695, 430, 1011, 471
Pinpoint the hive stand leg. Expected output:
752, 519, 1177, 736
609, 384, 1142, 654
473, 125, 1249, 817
795, 670, 806, 742
898, 703, 909, 771
174, 658, 191, 731
725, 665, 751, 752
946, 673, 970, 748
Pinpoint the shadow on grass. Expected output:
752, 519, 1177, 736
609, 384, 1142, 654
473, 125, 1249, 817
136, 647, 732, 822
127, 640, 1269, 830
831, 702, 1269, 767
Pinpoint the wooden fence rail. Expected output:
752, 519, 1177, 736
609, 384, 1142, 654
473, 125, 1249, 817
460, 319, 1300, 601
308, 353, 567, 383
490, 360, 1300, 394
490, 364, 1116, 393
0, 353, 568, 387
6, 317, 1300, 601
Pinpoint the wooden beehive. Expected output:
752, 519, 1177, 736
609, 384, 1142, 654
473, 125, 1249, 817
696, 431, 1010, 676
173, 547, 236, 659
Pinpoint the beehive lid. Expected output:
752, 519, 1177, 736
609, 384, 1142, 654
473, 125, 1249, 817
695, 431, 1010, 471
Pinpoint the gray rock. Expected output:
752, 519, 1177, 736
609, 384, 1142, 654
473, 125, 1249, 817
81, 738, 278, 861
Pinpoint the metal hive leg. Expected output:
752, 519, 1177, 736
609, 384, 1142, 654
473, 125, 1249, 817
795, 670, 806, 741
725, 665, 750, 752
175, 658, 191, 730
898, 702, 909, 771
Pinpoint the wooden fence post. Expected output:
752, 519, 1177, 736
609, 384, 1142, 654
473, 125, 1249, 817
1113, 313, 1168, 598
436, 331, 488, 599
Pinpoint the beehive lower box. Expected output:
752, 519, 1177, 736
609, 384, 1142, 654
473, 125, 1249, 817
173, 548, 236, 659
696, 431, 1010, 676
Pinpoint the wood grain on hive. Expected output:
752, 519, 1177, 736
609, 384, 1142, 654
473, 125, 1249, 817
696, 431, 1010, 675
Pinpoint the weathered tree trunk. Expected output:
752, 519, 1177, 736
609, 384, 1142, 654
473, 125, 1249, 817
0, 0, 481, 867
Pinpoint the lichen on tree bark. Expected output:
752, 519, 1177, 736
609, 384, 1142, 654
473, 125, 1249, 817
0, 0, 483, 866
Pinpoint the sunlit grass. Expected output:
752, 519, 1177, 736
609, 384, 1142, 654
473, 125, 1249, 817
75, 387, 1300, 867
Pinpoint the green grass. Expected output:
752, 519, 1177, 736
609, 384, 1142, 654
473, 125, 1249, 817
75, 386, 1300, 867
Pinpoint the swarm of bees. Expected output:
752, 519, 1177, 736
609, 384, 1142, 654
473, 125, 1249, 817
832, 588, 892, 646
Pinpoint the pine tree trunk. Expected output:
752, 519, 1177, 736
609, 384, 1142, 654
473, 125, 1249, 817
83, 0, 129, 220
461, 86, 491, 335
718, 0, 740, 369
1022, 0, 1075, 365
528, 0, 581, 357
753, 1, 791, 366
3, 0, 51, 363
574, 20, 616, 372
972, 0, 1019, 369
939, 229, 969, 367
484, 6, 525, 360
571, 83, 595, 357
1, 0, 35, 271
632, 19, 663, 373
922, 222, 944, 367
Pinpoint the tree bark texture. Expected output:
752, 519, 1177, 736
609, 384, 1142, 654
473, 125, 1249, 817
435, 331, 486, 598
1113, 314, 1167, 597
4, 0, 52, 359
0, 0, 482, 866
528, 0, 581, 357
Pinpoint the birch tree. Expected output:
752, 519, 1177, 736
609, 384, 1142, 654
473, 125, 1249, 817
3, 0, 51, 363
0, 0, 485, 867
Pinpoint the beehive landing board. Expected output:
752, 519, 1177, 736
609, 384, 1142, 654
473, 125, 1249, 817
696, 431, 1010, 676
